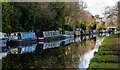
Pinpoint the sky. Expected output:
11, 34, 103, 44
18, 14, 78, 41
84, 0, 120, 17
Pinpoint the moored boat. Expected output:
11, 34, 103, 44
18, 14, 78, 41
62, 31, 74, 38
0, 32, 8, 47
8, 32, 36, 46
36, 31, 63, 42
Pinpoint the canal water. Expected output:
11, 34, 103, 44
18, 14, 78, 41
1, 33, 109, 69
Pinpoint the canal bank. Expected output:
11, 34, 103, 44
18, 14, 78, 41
88, 33, 120, 69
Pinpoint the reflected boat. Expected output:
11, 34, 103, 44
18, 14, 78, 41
102, 33, 106, 36
39, 34, 108, 50
75, 37, 82, 43
39, 38, 75, 49
81, 36, 86, 41
1, 33, 112, 69
0, 52, 7, 59
9, 44, 37, 54
92, 34, 96, 37
62, 38, 74, 45
0, 46, 8, 59
43, 41, 62, 49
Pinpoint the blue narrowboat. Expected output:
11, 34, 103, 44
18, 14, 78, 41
0, 32, 8, 59
8, 32, 36, 46
0, 32, 8, 47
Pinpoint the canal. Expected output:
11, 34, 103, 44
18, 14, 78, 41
1, 33, 110, 69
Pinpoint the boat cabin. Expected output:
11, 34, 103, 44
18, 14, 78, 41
36, 31, 61, 38
9, 32, 36, 40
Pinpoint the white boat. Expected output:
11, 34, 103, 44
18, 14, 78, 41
36, 31, 63, 42
62, 31, 74, 38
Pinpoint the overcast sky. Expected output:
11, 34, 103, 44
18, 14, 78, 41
84, 0, 120, 17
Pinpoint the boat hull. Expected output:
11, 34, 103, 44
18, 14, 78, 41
8, 38, 36, 46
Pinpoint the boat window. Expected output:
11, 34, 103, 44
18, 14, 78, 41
18, 33, 21, 39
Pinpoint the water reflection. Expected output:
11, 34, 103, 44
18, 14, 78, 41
42, 41, 62, 49
0, 46, 8, 59
9, 44, 37, 54
79, 37, 104, 68
2, 33, 110, 69
63, 39, 96, 68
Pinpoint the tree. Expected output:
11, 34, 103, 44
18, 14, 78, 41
2, 2, 13, 33
103, 6, 118, 27
49, 2, 69, 30
2, 2, 98, 33
117, 1, 120, 30
10, 3, 37, 32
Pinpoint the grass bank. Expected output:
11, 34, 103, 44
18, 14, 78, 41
88, 33, 120, 69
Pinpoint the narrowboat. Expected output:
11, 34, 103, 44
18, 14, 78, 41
80, 30, 86, 35
0, 32, 8, 47
74, 30, 81, 36
62, 31, 74, 38
36, 31, 63, 42
8, 32, 36, 46
75, 28, 81, 36
9, 44, 37, 54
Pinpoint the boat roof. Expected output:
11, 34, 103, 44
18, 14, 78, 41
11, 32, 35, 34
